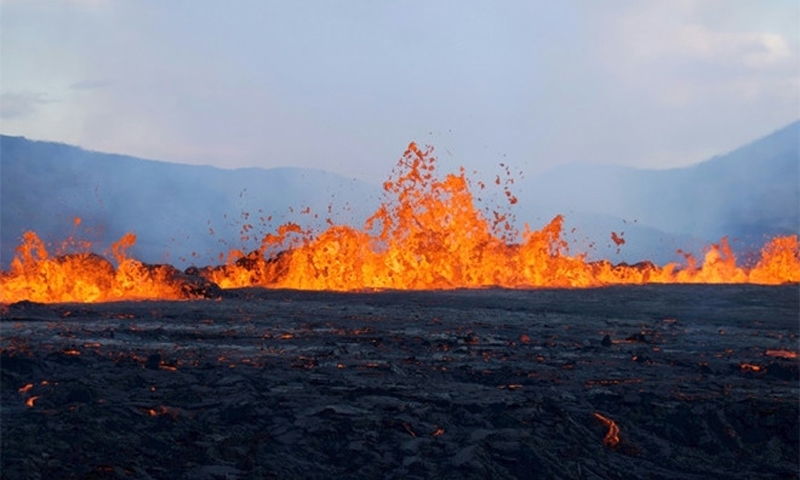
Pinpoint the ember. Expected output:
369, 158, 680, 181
1, 143, 799, 303
593, 412, 621, 448
766, 349, 798, 359
0, 232, 218, 303
740, 363, 763, 372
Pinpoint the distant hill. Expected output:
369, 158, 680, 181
0, 136, 381, 268
513, 121, 799, 262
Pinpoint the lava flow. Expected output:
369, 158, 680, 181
593, 412, 621, 448
1, 142, 799, 303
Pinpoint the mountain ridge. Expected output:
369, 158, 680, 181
515, 120, 799, 248
0, 135, 382, 268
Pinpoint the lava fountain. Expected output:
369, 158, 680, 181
1, 143, 798, 303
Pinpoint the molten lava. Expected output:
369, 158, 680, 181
0, 231, 209, 303
593, 412, 621, 447
765, 349, 798, 359
1, 142, 799, 303
199, 143, 800, 291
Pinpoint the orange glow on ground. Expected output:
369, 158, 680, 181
593, 412, 621, 447
1, 142, 798, 303
740, 363, 763, 372
765, 349, 798, 359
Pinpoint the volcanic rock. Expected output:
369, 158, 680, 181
144, 263, 222, 299
1, 285, 798, 479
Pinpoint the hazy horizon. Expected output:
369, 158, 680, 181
3, 119, 799, 183
2, 1, 798, 183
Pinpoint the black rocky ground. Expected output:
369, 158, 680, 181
1, 285, 798, 479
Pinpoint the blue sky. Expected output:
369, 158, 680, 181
1, 0, 798, 183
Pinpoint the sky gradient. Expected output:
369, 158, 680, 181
1, 0, 798, 183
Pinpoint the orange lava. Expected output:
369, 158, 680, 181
1, 142, 799, 303
740, 363, 763, 372
0, 231, 208, 303
200, 143, 800, 290
593, 412, 621, 447
765, 349, 798, 359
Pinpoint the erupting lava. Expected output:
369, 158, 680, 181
0, 232, 214, 303
1, 142, 799, 303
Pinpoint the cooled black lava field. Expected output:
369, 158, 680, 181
1, 285, 798, 479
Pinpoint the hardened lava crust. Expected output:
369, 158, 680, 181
1, 285, 798, 479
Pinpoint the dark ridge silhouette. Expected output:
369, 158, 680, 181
514, 121, 799, 262
0, 136, 381, 268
